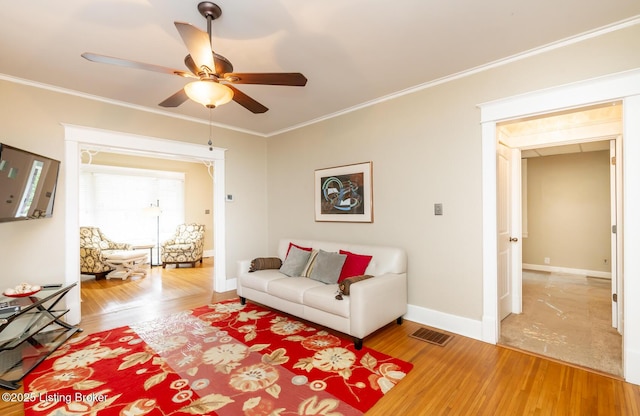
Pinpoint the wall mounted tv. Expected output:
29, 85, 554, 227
0, 143, 60, 222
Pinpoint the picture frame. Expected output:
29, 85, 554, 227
315, 161, 373, 222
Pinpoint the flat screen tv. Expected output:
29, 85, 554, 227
0, 143, 60, 222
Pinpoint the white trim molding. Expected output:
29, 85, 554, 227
479, 67, 640, 385
405, 304, 483, 342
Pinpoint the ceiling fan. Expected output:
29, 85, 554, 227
81, 1, 307, 113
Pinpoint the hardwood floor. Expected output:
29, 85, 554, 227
3, 258, 640, 415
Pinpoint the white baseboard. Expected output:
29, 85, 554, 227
405, 304, 483, 342
522, 263, 611, 279
203, 249, 214, 258
625, 347, 640, 385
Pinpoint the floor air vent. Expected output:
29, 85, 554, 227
409, 327, 452, 346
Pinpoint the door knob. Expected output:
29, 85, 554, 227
509, 237, 518, 242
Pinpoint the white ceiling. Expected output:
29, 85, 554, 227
521, 140, 610, 158
2, 1, 640, 136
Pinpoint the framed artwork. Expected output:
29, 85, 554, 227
315, 161, 373, 222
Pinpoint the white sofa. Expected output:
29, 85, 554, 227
237, 238, 408, 349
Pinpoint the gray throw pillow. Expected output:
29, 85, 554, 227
280, 246, 312, 277
310, 250, 347, 284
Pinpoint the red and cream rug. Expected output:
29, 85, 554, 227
24, 299, 413, 415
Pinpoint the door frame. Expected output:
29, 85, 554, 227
479, 68, 640, 384
62, 124, 228, 326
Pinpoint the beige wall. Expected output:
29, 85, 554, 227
266, 23, 640, 321
85, 152, 215, 251
0, 82, 268, 286
523, 151, 611, 272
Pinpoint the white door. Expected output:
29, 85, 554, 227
497, 143, 513, 320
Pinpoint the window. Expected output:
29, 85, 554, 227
80, 165, 185, 264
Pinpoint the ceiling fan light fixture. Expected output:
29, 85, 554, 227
184, 79, 233, 108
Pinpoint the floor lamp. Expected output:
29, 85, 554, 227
144, 200, 161, 266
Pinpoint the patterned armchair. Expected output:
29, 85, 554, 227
161, 223, 205, 268
80, 226, 132, 277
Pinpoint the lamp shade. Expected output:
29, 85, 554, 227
184, 80, 234, 108
143, 206, 162, 217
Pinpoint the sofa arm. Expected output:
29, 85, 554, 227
237, 259, 252, 277
348, 273, 408, 339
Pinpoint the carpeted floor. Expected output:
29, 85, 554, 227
24, 299, 412, 415
500, 270, 622, 377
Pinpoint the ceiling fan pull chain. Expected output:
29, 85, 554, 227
208, 108, 213, 151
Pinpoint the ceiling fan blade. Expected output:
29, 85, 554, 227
81, 52, 195, 78
159, 89, 190, 107
227, 85, 268, 113
174, 22, 215, 75
223, 72, 307, 86
184, 55, 200, 76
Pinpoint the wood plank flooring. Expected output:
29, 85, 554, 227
2, 258, 640, 415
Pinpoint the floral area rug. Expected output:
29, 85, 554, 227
24, 299, 413, 415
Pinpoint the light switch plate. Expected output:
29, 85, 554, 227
434, 203, 443, 215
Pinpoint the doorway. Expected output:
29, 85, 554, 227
497, 134, 622, 375
479, 68, 640, 384
496, 104, 622, 327
62, 125, 228, 326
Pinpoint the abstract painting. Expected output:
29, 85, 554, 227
315, 162, 373, 222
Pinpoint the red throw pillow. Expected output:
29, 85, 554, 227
286, 242, 312, 257
338, 250, 373, 282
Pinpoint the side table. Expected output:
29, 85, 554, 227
132, 243, 156, 266
0, 283, 82, 389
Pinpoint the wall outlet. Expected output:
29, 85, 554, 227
434, 203, 443, 216
544, 257, 550, 264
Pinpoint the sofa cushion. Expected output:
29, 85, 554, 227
280, 246, 312, 277
304, 284, 350, 318
309, 250, 347, 284
240, 269, 286, 292
268, 277, 325, 303
338, 250, 373, 282
249, 257, 282, 272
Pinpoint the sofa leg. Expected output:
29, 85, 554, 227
239, 297, 246, 305
354, 338, 363, 350
397, 316, 403, 325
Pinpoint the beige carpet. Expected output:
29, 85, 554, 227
500, 270, 622, 377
